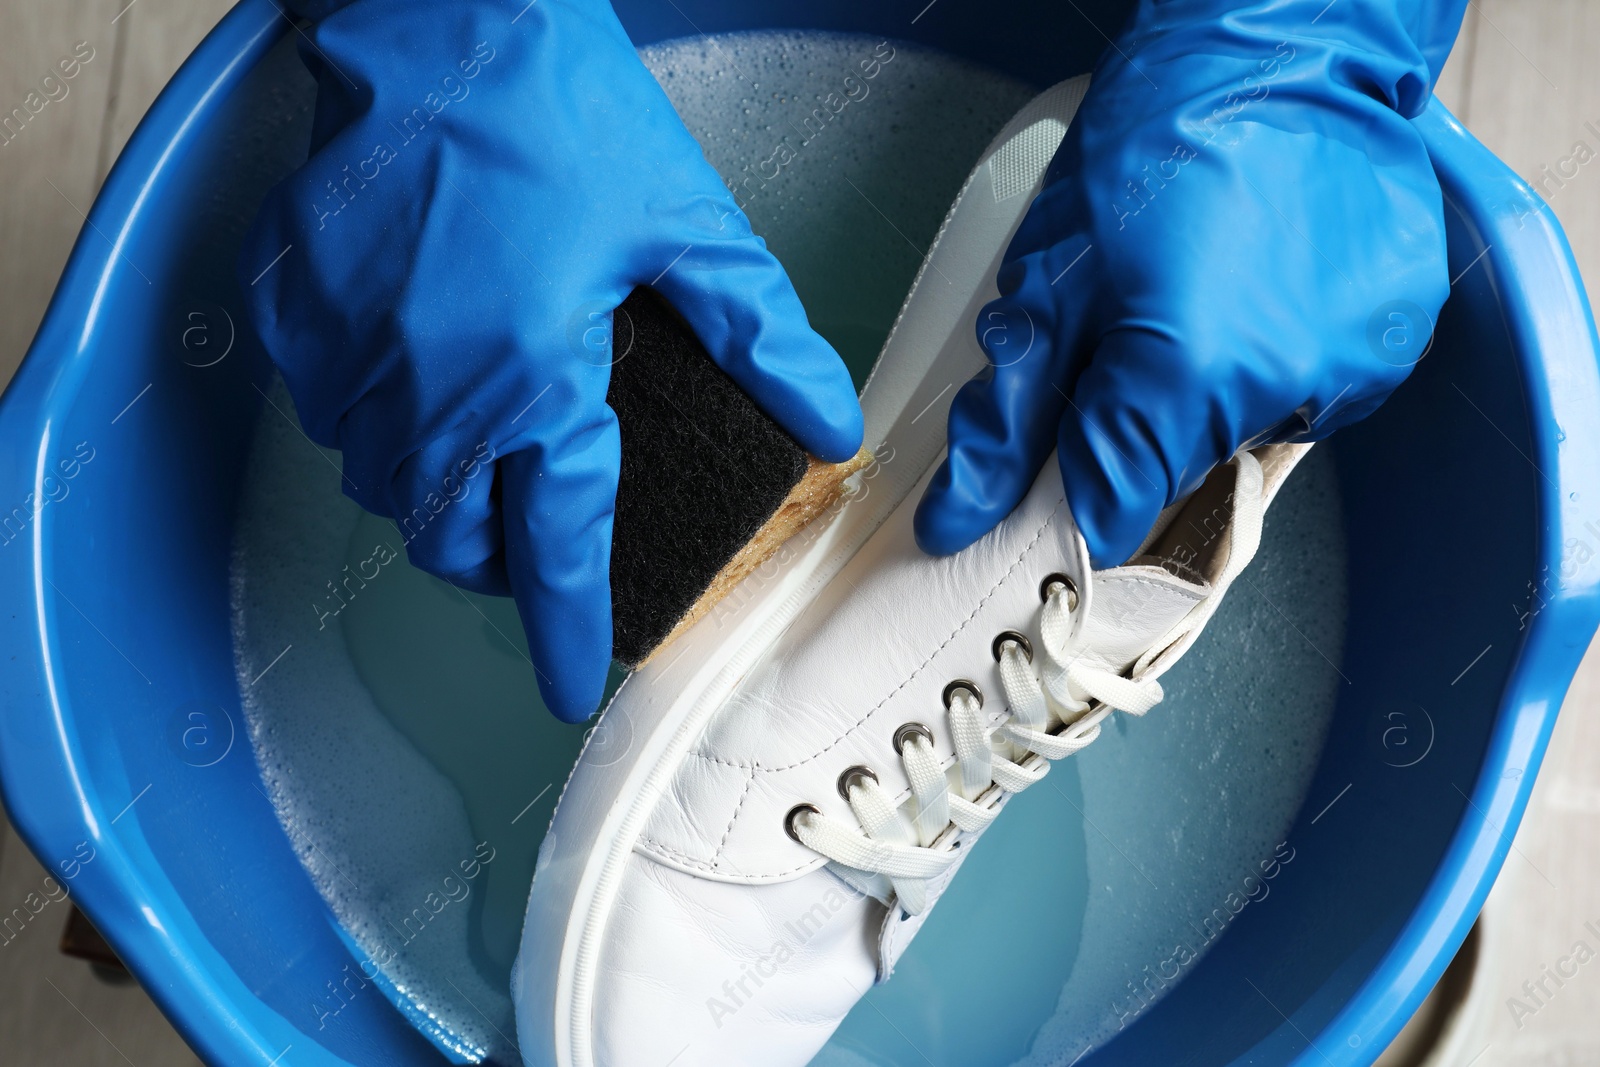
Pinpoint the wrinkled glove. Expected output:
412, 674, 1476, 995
915, 0, 1467, 566
239, 0, 863, 721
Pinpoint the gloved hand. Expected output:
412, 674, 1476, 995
915, 0, 1467, 567
240, 0, 863, 721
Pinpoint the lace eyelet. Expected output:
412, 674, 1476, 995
837, 765, 879, 801
1040, 572, 1079, 611
942, 679, 983, 710
784, 803, 819, 843
991, 630, 1033, 663
893, 721, 934, 755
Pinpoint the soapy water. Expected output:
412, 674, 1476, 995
639, 32, 1039, 384
230, 31, 1345, 1066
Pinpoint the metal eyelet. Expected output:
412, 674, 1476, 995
1040, 572, 1080, 611
837, 765, 879, 801
942, 679, 983, 710
893, 721, 934, 755
784, 803, 819, 843
991, 630, 1033, 663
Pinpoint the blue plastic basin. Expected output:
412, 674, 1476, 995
1, 2, 1598, 1065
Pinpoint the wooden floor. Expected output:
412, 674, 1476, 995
1, 2, 1598, 1064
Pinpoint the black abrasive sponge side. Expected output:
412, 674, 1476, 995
605, 286, 866, 668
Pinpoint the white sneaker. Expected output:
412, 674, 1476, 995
512, 77, 1309, 1067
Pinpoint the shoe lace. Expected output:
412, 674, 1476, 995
788, 454, 1266, 915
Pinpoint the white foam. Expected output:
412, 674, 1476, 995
639, 31, 1037, 382
231, 376, 516, 1062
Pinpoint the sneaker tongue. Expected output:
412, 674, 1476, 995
1066, 443, 1315, 679
1069, 563, 1211, 677
1129, 443, 1313, 587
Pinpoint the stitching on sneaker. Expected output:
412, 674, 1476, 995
689, 505, 1059, 774
644, 555, 1206, 867
635, 836, 823, 879
711, 764, 760, 868
784, 453, 1270, 912
633, 508, 1059, 873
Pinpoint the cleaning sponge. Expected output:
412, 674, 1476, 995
605, 287, 869, 667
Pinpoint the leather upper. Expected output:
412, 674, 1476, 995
592, 856, 877, 1066
633, 455, 1207, 886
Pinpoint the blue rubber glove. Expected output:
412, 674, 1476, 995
915, 0, 1467, 567
239, 0, 863, 721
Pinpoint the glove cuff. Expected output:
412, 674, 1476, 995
1110, 0, 1467, 119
